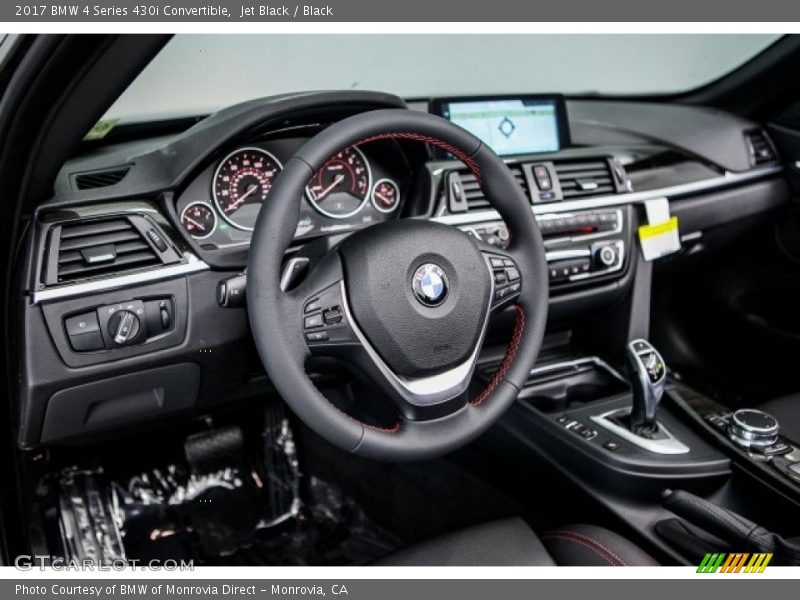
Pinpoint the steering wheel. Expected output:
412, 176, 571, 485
247, 109, 549, 461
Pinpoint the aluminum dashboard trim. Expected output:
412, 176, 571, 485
32, 258, 210, 304
431, 165, 783, 227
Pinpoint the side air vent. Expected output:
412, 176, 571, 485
73, 166, 131, 190
745, 130, 777, 167
446, 164, 528, 212
43, 215, 182, 285
552, 159, 616, 200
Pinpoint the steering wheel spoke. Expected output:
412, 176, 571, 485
302, 276, 479, 421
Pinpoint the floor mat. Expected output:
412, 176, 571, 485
219, 477, 401, 566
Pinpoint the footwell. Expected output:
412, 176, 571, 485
55, 414, 400, 566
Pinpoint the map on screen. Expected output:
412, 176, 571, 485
442, 99, 562, 156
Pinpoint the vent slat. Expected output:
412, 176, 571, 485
59, 230, 141, 251
447, 164, 528, 212
554, 162, 608, 173
74, 167, 130, 190
57, 252, 159, 277
52, 216, 163, 283
59, 220, 132, 239
58, 240, 150, 264
553, 158, 616, 200
746, 131, 777, 166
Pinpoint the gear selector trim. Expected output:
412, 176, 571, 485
591, 408, 691, 455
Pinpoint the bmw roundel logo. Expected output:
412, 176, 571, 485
412, 263, 449, 307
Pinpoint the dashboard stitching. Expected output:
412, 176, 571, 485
471, 305, 525, 407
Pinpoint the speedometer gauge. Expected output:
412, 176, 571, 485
213, 147, 282, 230
305, 147, 371, 219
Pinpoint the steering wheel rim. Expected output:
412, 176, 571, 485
247, 109, 549, 461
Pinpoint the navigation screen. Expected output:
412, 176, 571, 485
437, 97, 566, 156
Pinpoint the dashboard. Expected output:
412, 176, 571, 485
13, 90, 790, 449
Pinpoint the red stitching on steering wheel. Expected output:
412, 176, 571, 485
352, 132, 482, 183
471, 305, 526, 406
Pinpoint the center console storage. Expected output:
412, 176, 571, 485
512, 356, 629, 414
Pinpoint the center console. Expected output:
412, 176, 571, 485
480, 340, 730, 488
480, 334, 800, 564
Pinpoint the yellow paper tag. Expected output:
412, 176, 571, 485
639, 217, 679, 239
638, 216, 680, 261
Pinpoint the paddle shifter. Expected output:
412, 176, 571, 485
626, 339, 667, 434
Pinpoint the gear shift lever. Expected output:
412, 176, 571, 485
626, 339, 667, 433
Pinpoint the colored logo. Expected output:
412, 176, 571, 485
697, 552, 773, 573
412, 263, 449, 307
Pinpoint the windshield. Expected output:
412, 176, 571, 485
103, 34, 781, 124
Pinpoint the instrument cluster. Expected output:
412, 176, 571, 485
175, 136, 407, 251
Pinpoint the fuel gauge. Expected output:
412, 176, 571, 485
181, 202, 217, 240
371, 178, 400, 213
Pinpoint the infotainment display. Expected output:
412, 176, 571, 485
431, 96, 569, 157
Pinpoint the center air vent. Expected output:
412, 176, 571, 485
446, 164, 528, 212
552, 159, 616, 200
43, 215, 182, 285
745, 130, 777, 167
73, 166, 131, 190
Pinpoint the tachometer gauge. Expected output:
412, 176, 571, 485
371, 178, 401, 213
306, 147, 371, 219
213, 147, 283, 230
181, 202, 217, 240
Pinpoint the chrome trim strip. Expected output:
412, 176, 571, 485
680, 231, 703, 243
545, 248, 591, 261
431, 166, 783, 227
32, 258, 210, 304
590, 408, 690, 455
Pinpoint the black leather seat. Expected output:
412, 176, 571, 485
376, 518, 657, 566
761, 394, 800, 446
